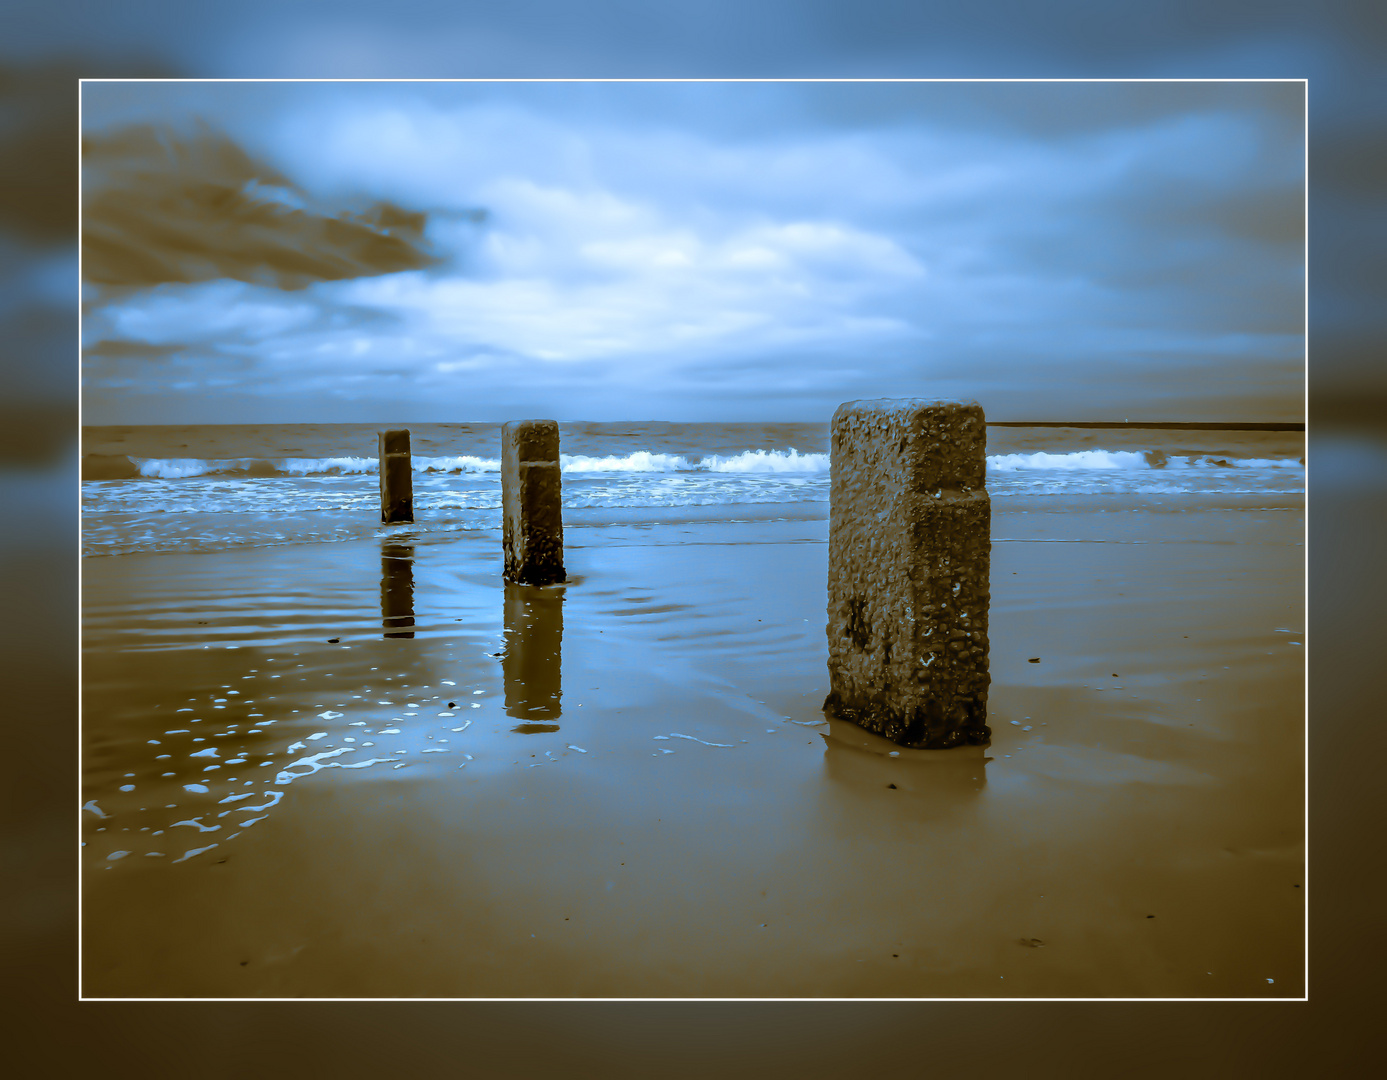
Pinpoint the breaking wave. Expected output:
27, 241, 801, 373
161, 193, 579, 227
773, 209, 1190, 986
91, 448, 835, 479
987, 450, 1303, 471
83, 447, 1302, 483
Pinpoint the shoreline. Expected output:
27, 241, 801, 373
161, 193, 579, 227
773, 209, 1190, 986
80, 490, 1305, 559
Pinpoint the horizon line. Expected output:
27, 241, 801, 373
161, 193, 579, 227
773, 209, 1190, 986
80, 420, 1307, 431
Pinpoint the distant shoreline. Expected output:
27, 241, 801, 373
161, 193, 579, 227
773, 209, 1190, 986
81, 420, 1307, 431
987, 421, 1304, 431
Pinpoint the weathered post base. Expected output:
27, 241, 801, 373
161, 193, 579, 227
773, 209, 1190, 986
502, 419, 565, 585
824, 398, 991, 749
379, 428, 413, 524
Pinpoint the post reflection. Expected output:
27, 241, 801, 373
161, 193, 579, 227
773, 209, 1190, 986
380, 542, 415, 638
503, 583, 563, 729
821, 717, 988, 809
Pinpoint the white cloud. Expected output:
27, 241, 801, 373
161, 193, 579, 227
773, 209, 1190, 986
88, 281, 322, 346
81, 83, 1304, 421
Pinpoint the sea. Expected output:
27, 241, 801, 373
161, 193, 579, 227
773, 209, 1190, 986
81, 422, 1305, 557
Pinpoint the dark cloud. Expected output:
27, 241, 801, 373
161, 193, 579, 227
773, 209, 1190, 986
82, 338, 185, 359
81, 122, 441, 289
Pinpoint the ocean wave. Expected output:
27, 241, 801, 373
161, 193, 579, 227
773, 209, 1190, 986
95, 447, 833, 479
414, 455, 499, 474
986, 450, 1303, 471
559, 448, 831, 473
701, 448, 829, 473
560, 451, 693, 472
85, 445, 1301, 481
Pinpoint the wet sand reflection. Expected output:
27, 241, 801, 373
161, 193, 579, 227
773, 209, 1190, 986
380, 542, 415, 638
821, 717, 988, 815
503, 583, 563, 728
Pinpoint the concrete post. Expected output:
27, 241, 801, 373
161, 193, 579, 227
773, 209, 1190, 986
501, 419, 565, 585
823, 398, 991, 749
378, 429, 413, 523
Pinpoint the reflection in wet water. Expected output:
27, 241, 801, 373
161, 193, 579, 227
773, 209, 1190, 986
821, 717, 989, 804
503, 583, 563, 724
381, 543, 415, 638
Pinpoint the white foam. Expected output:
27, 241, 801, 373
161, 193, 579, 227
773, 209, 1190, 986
134, 457, 231, 478
557, 448, 829, 474
667, 732, 734, 747
561, 451, 692, 472
171, 818, 220, 832
239, 791, 284, 811
172, 844, 218, 864
282, 456, 376, 475
988, 450, 1154, 471
700, 449, 828, 473
274, 746, 357, 785
987, 450, 1303, 472
415, 455, 499, 473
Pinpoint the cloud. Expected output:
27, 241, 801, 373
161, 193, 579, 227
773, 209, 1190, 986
79, 83, 1306, 423
81, 122, 445, 289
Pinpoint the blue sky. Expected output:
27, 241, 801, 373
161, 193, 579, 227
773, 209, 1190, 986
80, 80, 1303, 424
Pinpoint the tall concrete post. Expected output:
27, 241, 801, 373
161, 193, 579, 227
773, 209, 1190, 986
501, 419, 565, 585
379, 429, 413, 523
823, 398, 991, 749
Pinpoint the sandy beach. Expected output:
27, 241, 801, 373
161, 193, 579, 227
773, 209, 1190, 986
77, 493, 1304, 999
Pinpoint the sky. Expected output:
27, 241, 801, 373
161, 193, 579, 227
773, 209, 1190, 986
79, 79, 1305, 425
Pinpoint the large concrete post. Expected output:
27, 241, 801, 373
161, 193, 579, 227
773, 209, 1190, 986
501, 419, 565, 585
378, 429, 413, 523
823, 398, 991, 749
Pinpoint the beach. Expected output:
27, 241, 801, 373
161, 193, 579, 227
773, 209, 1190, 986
80, 488, 1305, 998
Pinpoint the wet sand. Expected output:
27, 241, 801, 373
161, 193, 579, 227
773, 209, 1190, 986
80, 496, 1304, 998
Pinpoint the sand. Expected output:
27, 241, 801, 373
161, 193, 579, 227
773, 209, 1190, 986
79, 495, 1304, 998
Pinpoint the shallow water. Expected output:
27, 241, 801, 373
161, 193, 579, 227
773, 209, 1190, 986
81, 422, 1304, 556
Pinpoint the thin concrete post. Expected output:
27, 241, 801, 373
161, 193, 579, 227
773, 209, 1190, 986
501, 419, 565, 585
823, 398, 991, 749
378, 428, 413, 523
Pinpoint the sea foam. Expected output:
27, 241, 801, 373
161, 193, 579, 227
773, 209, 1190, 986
986, 450, 1302, 471
119, 448, 833, 478
97, 446, 1302, 482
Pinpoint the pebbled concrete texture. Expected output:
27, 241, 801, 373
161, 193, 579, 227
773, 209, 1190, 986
824, 398, 991, 748
501, 419, 565, 585
378, 428, 413, 524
